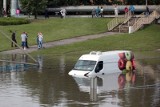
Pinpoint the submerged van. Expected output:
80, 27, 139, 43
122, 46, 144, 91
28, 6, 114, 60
68, 50, 135, 78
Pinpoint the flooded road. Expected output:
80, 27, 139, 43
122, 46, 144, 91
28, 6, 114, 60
0, 51, 160, 107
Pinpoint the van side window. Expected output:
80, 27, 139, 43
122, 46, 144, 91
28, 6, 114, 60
95, 61, 103, 73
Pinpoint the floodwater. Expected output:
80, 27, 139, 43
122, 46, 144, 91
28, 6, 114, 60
0, 51, 160, 107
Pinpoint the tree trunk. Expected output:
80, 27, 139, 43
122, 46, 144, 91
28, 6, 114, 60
35, 13, 37, 19
34, 9, 37, 19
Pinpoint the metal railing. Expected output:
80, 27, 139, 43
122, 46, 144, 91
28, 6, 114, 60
107, 6, 160, 33
107, 16, 125, 31
118, 11, 132, 32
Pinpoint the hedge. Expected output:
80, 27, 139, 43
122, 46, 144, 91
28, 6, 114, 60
0, 17, 30, 25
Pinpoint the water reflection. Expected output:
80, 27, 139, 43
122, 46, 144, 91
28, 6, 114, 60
71, 71, 136, 102
0, 52, 159, 107
59, 55, 66, 74
0, 54, 37, 72
37, 55, 43, 72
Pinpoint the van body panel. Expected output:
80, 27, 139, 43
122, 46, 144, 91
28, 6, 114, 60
68, 69, 90, 78
68, 50, 132, 78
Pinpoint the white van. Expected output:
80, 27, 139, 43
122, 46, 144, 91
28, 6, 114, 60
68, 50, 134, 78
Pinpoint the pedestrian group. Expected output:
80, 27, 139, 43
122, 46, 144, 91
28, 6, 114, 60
11, 31, 44, 50
91, 5, 137, 18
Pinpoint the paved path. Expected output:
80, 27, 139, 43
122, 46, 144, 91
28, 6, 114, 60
0, 32, 121, 54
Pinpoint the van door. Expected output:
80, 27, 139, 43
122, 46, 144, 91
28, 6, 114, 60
95, 61, 103, 73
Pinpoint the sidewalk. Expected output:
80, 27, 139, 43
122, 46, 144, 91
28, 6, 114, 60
0, 32, 121, 54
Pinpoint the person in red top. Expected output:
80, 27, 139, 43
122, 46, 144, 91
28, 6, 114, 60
124, 6, 129, 17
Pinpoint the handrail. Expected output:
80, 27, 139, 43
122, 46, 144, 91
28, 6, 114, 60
132, 7, 160, 33
107, 6, 160, 33
107, 16, 125, 31
118, 11, 132, 32
131, 12, 145, 32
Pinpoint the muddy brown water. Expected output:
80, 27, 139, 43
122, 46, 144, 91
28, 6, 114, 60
0, 51, 160, 107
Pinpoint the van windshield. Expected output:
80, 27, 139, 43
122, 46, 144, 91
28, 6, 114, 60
73, 60, 96, 71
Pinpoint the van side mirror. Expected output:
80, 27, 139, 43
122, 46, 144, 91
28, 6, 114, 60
95, 61, 103, 73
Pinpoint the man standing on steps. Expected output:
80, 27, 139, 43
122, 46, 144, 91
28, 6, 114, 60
146, 6, 150, 16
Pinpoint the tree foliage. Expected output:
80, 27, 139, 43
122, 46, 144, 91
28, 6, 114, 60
19, 0, 160, 19
20, 0, 47, 19
47, 0, 160, 6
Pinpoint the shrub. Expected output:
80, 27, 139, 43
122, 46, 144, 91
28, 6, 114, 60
0, 17, 30, 25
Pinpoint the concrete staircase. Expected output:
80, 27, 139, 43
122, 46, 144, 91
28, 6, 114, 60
111, 17, 138, 33
107, 6, 160, 33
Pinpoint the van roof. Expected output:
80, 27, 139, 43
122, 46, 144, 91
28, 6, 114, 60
89, 50, 130, 55
79, 50, 130, 61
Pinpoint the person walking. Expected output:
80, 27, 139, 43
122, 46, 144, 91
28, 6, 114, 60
21, 32, 27, 50
38, 32, 43, 49
91, 8, 96, 18
25, 32, 29, 48
146, 6, 150, 16
100, 6, 104, 18
95, 6, 100, 17
2, 8, 6, 17
60, 8, 66, 19
129, 5, 135, 16
124, 6, 129, 17
114, 5, 118, 17
36, 34, 39, 47
16, 8, 20, 17
45, 9, 49, 19
11, 31, 17, 47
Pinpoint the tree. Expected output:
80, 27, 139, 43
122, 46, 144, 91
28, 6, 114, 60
20, 0, 47, 19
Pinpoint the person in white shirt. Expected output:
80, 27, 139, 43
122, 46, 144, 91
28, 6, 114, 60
21, 32, 27, 50
38, 32, 43, 49
60, 8, 66, 18
114, 5, 118, 17
100, 7, 104, 17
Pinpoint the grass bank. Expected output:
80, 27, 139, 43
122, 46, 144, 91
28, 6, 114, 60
32, 24, 160, 57
0, 17, 110, 51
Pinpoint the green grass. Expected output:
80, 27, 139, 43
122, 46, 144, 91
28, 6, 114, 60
32, 24, 160, 57
30, 24, 160, 68
0, 17, 110, 51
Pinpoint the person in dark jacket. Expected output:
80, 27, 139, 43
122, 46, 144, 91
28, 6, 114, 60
25, 32, 29, 48
146, 6, 150, 16
11, 31, 17, 47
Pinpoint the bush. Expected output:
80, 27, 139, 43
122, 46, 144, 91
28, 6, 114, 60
0, 17, 30, 25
